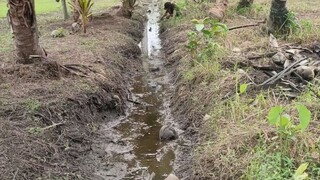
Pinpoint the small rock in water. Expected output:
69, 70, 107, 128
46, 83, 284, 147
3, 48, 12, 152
165, 174, 179, 180
147, 10, 151, 13
149, 27, 152, 32
159, 125, 178, 141
155, 85, 162, 92
149, 67, 160, 72
148, 81, 158, 88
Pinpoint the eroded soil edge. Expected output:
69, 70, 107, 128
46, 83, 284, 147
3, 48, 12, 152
0, 11, 145, 179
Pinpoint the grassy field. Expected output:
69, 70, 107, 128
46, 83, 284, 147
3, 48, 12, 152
0, 0, 119, 18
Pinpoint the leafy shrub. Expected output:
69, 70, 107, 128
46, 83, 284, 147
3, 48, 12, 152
186, 17, 228, 60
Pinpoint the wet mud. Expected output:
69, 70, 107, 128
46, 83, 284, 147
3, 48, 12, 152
94, 0, 181, 179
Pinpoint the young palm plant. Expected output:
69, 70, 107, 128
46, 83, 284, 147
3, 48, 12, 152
69, 0, 94, 33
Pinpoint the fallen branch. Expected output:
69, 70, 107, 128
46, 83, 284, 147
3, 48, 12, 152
42, 122, 65, 131
127, 98, 142, 105
59, 64, 90, 78
247, 51, 277, 60
257, 57, 307, 86
251, 64, 283, 71
281, 79, 301, 92
228, 20, 266, 31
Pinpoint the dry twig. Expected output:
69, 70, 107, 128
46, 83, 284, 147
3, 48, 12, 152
228, 20, 266, 31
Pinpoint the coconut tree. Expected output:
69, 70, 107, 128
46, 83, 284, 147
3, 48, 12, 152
267, 0, 289, 34
7, 0, 45, 64
116, 0, 136, 18
237, 0, 253, 10
56, 0, 69, 20
70, 0, 80, 22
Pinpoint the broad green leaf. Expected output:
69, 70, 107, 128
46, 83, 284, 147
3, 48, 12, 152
202, 30, 212, 38
267, 106, 283, 126
195, 24, 205, 32
203, 17, 211, 25
293, 163, 309, 180
293, 173, 308, 180
215, 22, 229, 31
209, 19, 220, 26
280, 115, 290, 128
296, 105, 311, 131
239, 83, 248, 94
187, 31, 197, 37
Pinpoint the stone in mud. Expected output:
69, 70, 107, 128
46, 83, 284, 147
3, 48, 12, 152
296, 65, 318, 81
148, 81, 158, 88
159, 125, 178, 141
149, 66, 160, 72
71, 22, 81, 33
155, 85, 162, 92
165, 174, 179, 180
272, 52, 286, 66
51, 29, 65, 38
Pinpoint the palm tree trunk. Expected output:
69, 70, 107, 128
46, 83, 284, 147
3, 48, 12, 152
7, 0, 45, 64
237, 0, 254, 10
267, 0, 289, 34
116, 0, 135, 18
61, 0, 69, 20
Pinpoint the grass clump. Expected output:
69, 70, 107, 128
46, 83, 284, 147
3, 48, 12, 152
23, 98, 41, 114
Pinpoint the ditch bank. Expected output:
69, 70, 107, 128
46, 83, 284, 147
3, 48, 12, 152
160, 23, 198, 179
0, 2, 194, 180
0, 9, 145, 179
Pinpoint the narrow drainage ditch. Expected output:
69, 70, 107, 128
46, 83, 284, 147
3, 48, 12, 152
116, 0, 177, 179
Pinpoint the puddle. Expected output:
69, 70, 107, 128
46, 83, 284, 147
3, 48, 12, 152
94, 0, 177, 179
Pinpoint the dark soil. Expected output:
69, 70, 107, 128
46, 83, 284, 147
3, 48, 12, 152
160, 23, 198, 179
0, 9, 145, 179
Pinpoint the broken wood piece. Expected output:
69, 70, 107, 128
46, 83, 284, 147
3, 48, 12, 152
247, 51, 277, 60
228, 20, 266, 31
280, 80, 301, 92
251, 65, 283, 72
269, 34, 279, 49
127, 98, 143, 105
257, 58, 307, 86
42, 122, 65, 131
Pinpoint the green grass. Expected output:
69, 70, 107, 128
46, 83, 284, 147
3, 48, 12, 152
0, 0, 119, 18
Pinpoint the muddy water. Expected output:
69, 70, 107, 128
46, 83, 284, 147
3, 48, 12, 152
96, 0, 177, 179
120, 0, 177, 179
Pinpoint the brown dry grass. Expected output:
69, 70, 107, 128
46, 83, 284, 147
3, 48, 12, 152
0, 8, 145, 179
162, 0, 320, 179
